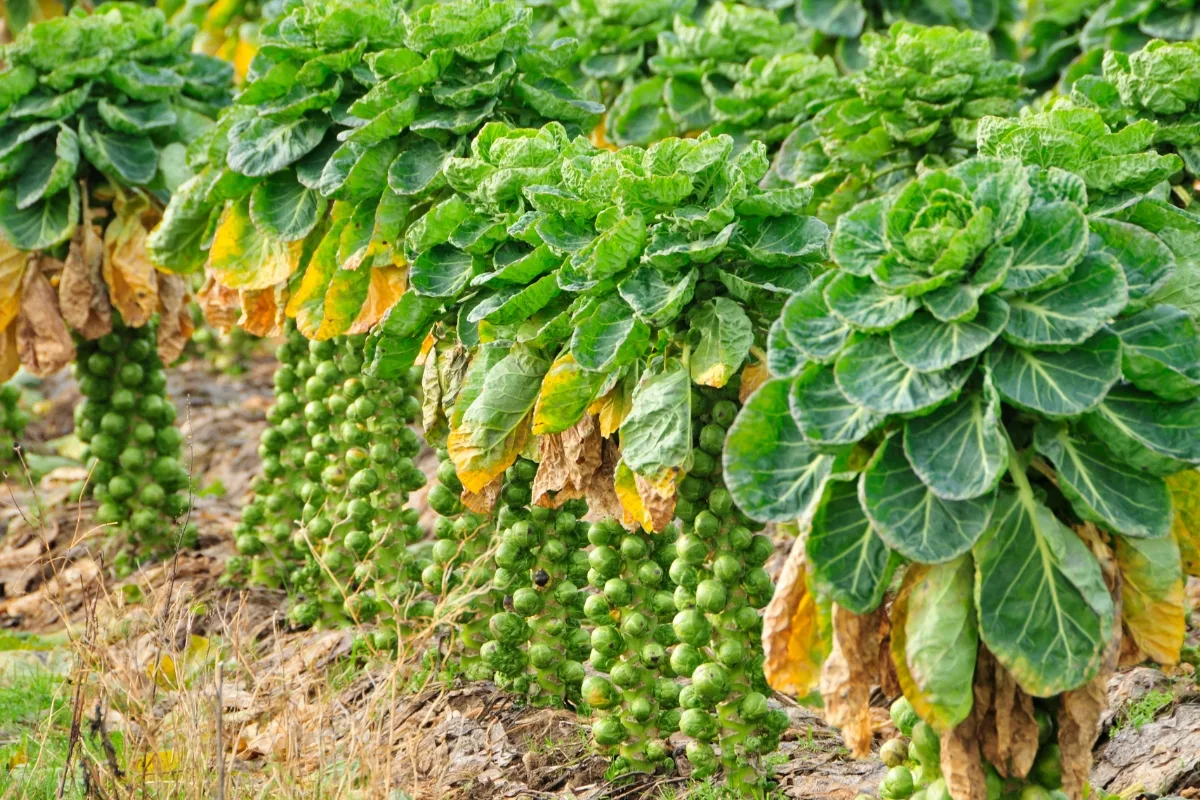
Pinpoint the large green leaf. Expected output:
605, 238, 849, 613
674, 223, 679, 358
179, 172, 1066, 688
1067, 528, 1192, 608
781, 271, 851, 363
1003, 200, 1088, 291
689, 297, 753, 388
973, 485, 1114, 697
146, 174, 213, 273
106, 61, 184, 102
78, 119, 157, 186
249, 170, 326, 242
807, 479, 897, 614
768, 318, 807, 378
514, 77, 604, 124
365, 291, 443, 380
830, 195, 886, 277
618, 267, 697, 326
408, 245, 479, 298
789, 364, 883, 446
891, 295, 1010, 372
387, 136, 455, 196
1003, 252, 1128, 349
892, 558, 979, 733
904, 381, 1007, 501
824, 271, 918, 333
227, 115, 331, 177
620, 358, 692, 481
0, 182, 77, 250
317, 138, 401, 202
1081, 384, 1200, 475
15, 125, 77, 210
571, 297, 650, 372
988, 332, 1122, 418
731, 215, 829, 268
1034, 423, 1172, 539
467, 274, 560, 326
921, 246, 1011, 323
97, 99, 177, 135
412, 98, 499, 135
1088, 216, 1174, 308
835, 335, 974, 415
860, 437, 994, 564
797, 0, 866, 36
724, 377, 837, 523
1109, 306, 1200, 401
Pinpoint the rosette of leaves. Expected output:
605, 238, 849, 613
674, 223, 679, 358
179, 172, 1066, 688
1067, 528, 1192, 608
796, 0, 1017, 70
0, 3, 231, 253
770, 23, 1022, 223
581, 516, 682, 776
147, 0, 603, 341
602, 2, 825, 148
362, 121, 830, 518
1067, 40, 1200, 203
726, 141, 1200, 793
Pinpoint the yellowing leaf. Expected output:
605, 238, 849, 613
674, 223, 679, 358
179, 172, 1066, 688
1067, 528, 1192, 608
156, 273, 193, 364
588, 373, 634, 437
1166, 470, 1200, 577
1115, 534, 1185, 665
0, 324, 19, 383
614, 460, 649, 530
197, 275, 240, 331
103, 199, 160, 327
239, 285, 284, 337
209, 197, 301, 291
533, 352, 609, 436
347, 265, 406, 335
149, 653, 179, 689
0, 233, 27, 332
134, 750, 180, 776
415, 330, 436, 366
762, 537, 831, 702
285, 218, 346, 338
590, 117, 618, 152
740, 360, 769, 403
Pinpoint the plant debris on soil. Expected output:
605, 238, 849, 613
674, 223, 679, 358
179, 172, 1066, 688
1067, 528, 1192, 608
1, 353, 1198, 799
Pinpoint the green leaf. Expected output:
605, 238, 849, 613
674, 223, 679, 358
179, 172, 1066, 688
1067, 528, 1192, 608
689, 297, 753, 388
798, 0, 866, 44
663, 76, 713, 133
467, 274, 560, 326
1003, 251, 1128, 349
618, 267, 697, 327
146, 173, 214, 273
409, 245, 479, 298
1003, 200, 1088, 291
571, 297, 650, 372
620, 358, 692, 481
106, 61, 184, 102
78, 119, 157, 186
514, 77, 604, 124
569, 211, 646, 281
830, 196, 888, 277
781, 272, 852, 363
532, 352, 610, 436
988, 332, 1122, 418
641, 224, 736, 270
0, 182, 77, 251
834, 335, 974, 416
824, 272, 918, 333
227, 115, 331, 178
411, 99, 499, 135
1110, 306, 1200, 402
97, 99, 177, 135
249, 171, 326, 242
731, 215, 829, 268
1081, 384, 1200, 476
892, 557, 979, 734
387, 136, 455, 196
724, 377, 837, 523
1034, 422, 1172, 540
1088, 216, 1174, 308
473, 243, 561, 287
974, 486, 1114, 697
891, 295, 1010, 372
860, 436, 995, 564
317, 138, 401, 202
789, 364, 883, 446
768, 318, 807, 378
364, 291, 443, 380
15, 125, 78, 210
904, 381, 1007, 502
9, 81, 91, 120
807, 479, 897, 614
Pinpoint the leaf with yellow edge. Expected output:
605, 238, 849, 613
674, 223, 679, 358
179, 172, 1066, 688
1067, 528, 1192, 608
347, 265, 406, 335
448, 347, 548, 493
286, 218, 347, 338
891, 557, 978, 734
1115, 534, 1185, 665
533, 351, 610, 435
1166, 470, 1200, 577
614, 460, 650, 531
762, 535, 831, 703
0, 324, 19, 383
589, 370, 636, 437
0, 233, 26, 332
590, 117, 618, 152
103, 198, 160, 327
316, 263, 372, 340
208, 196, 302, 291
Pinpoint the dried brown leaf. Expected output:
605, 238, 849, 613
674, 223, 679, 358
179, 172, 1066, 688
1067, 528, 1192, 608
583, 439, 623, 522
975, 648, 1039, 779
103, 201, 160, 327
941, 707, 988, 800
633, 471, 678, 532
239, 286, 284, 338
15, 261, 75, 377
156, 273, 193, 364
197, 275, 240, 331
531, 415, 603, 508
461, 475, 502, 515
762, 534, 831, 699
820, 604, 882, 759
58, 221, 111, 339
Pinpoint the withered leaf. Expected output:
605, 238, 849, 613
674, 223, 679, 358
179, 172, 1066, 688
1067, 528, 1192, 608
0, 324, 19, 382
58, 221, 112, 339
197, 275, 240, 332
16, 261, 75, 377
531, 415, 603, 509
347, 266, 406, 335
739, 359, 769, 403
974, 647, 1038, 780
156, 273, 194, 364
239, 286, 284, 338
762, 534, 831, 700
941, 708, 988, 800
583, 438, 624, 523
461, 475, 502, 515
0, 234, 29, 332
820, 604, 882, 759
103, 199, 160, 327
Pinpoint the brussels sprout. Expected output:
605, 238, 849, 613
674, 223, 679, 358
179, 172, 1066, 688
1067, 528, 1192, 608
891, 697, 920, 737
881, 737, 909, 768
692, 663, 732, 704
592, 718, 627, 746
1032, 744, 1063, 789
880, 765, 915, 800
680, 708, 720, 742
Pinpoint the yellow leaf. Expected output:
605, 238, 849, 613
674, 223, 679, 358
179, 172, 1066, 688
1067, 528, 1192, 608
589, 117, 618, 152
346, 265, 406, 335
0, 324, 19, 383
149, 653, 179, 690
739, 360, 769, 403
613, 460, 648, 530
0, 232, 27, 332
209, 198, 301, 291
416, 330, 436, 366
533, 352, 608, 436
239, 285, 284, 338
588, 375, 634, 438
1115, 535, 1185, 665
134, 750, 180, 776
762, 538, 831, 702
233, 39, 258, 82
1166, 470, 1200, 577
103, 198, 161, 327
7, 747, 27, 769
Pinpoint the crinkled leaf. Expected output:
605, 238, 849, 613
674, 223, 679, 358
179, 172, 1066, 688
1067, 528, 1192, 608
571, 297, 649, 372
1003, 252, 1128, 349
1110, 305, 1200, 402
789, 364, 883, 446
1081, 384, 1200, 475
618, 266, 697, 326
904, 381, 1007, 502
250, 170, 326, 242
620, 357, 691, 482
227, 115, 330, 177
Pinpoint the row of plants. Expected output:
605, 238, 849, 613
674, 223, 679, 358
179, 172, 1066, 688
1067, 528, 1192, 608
2, 1, 1199, 798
